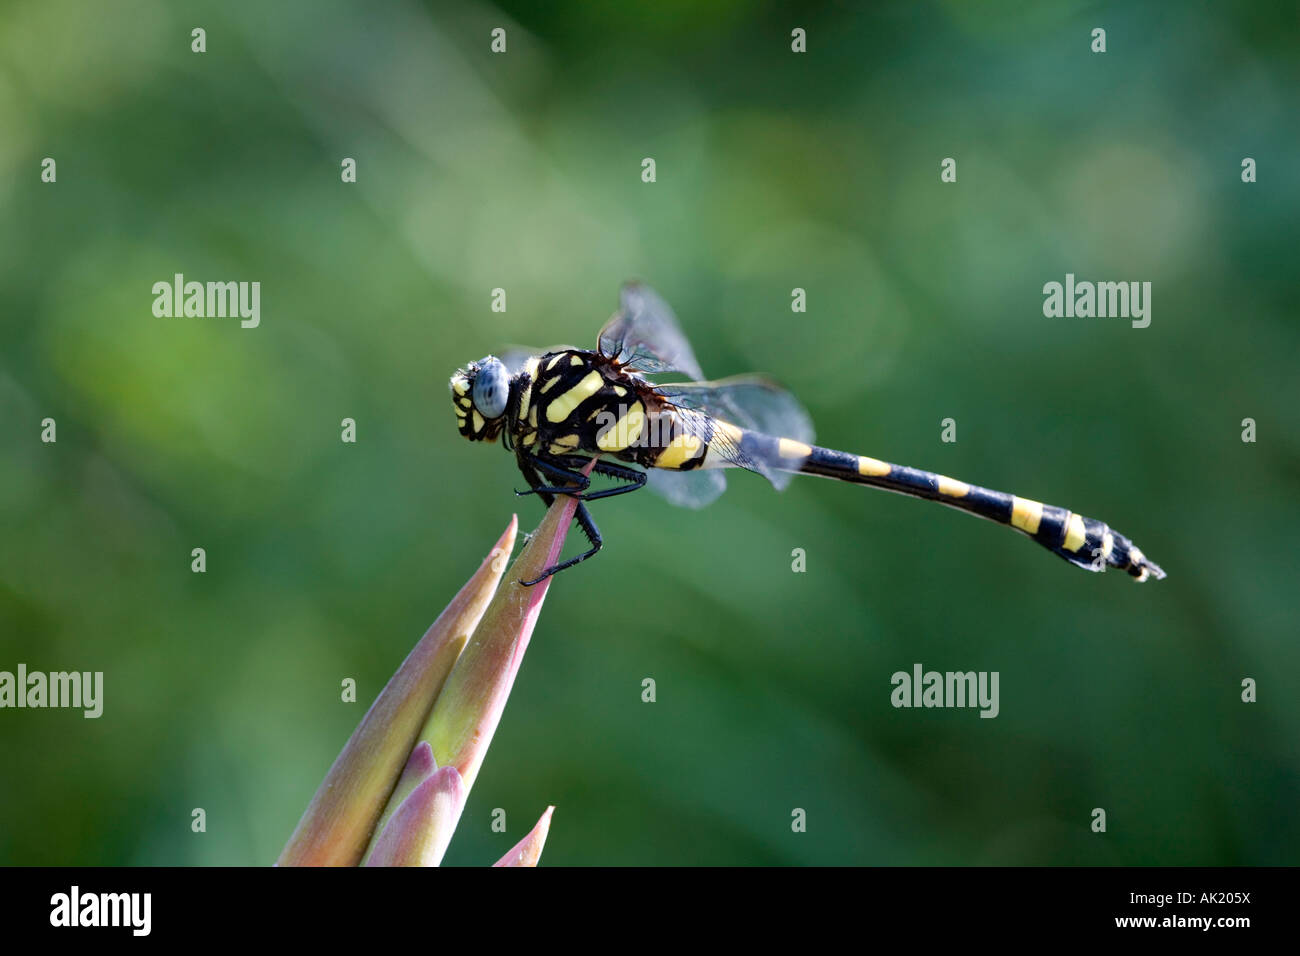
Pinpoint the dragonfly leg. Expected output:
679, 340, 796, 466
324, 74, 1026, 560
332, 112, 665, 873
514, 452, 647, 501
546, 455, 647, 500
512, 452, 640, 584
514, 458, 555, 506
520, 502, 602, 586
571, 460, 646, 501
513, 452, 592, 497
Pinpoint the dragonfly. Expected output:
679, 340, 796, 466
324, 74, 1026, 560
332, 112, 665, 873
449, 282, 1166, 586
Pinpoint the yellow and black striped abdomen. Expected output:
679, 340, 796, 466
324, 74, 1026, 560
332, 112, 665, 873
762, 435, 1164, 582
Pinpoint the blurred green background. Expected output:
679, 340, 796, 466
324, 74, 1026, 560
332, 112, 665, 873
1, 0, 1297, 866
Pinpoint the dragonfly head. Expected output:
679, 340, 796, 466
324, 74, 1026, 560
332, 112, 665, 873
450, 356, 510, 442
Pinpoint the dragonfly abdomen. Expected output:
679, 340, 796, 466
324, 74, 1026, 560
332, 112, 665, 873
755, 435, 1165, 582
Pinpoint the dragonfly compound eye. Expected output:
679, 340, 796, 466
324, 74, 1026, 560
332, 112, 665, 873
471, 356, 509, 419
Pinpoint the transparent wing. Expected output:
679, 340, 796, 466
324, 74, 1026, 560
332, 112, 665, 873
659, 376, 814, 441
645, 468, 728, 509
597, 282, 705, 380
657, 377, 815, 491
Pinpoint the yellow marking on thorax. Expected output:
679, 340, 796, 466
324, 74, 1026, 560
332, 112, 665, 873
779, 438, 812, 459
655, 431, 704, 469
540, 376, 561, 394
548, 433, 580, 455
1063, 513, 1087, 552
546, 354, 566, 371
1010, 496, 1043, 534
528, 406, 538, 428
937, 475, 970, 498
596, 401, 646, 452
516, 357, 540, 419
569, 354, 584, 366
522, 430, 537, 447
472, 411, 485, 433
546, 371, 606, 423
858, 456, 891, 477
1100, 531, 1114, 559
451, 379, 468, 396
613, 385, 627, 397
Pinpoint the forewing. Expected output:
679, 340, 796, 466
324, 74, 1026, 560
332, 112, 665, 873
597, 282, 705, 380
